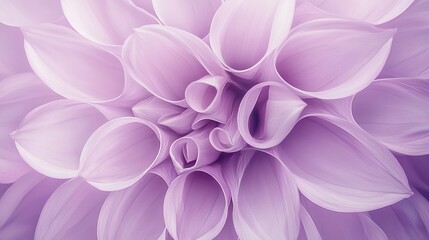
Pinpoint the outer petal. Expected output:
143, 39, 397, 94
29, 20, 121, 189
0, 173, 63, 239
353, 78, 429, 156
153, 0, 222, 38
35, 178, 109, 240
170, 125, 220, 173
98, 162, 176, 240
164, 165, 230, 240
381, 0, 429, 78
130, 0, 156, 16
302, 198, 388, 239
0, 73, 60, 183
213, 204, 239, 240
210, 0, 295, 78
0, 24, 30, 79
123, 25, 225, 106
12, 100, 107, 179
307, 0, 413, 24
276, 115, 412, 212
398, 155, 429, 193
223, 150, 300, 240
370, 191, 429, 240
23, 24, 127, 103
237, 82, 306, 149
79, 117, 174, 191
275, 18, 394, 99
61, 0, 158, 46
0, 0, 63, 27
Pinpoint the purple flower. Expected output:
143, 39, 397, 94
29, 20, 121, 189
1, 0, 429, 239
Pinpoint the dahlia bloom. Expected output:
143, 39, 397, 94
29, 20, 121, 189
1, 0, 429, 239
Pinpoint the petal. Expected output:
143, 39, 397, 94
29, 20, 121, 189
164, 165, 230, 240
370, 190, 429, 240
381, 0, 429, 78
123, 25, 225, 106
0, 24, 30, 79
353, 78, 429, 156
276, 115, 412, 212
98, 162, 176, 240
23, 24, 127, 103
12, 100, 107, 179
210, 0, 295, 78
397, 155, 429, 193
133, 96, 185, 123
35, 178, 109, 240
0, 173, 63, 239
213, 204, 238, 240
170, 124, 220, 173
276, 18, 394, 99
302, 198, 388, 239
0, 0, 63, 27
307, 0, 413, 24
209, 106, 246, 153
158, 108, 198, 135
130, 0, 157, 16
79, 117, 174, 191
223, 150, 300, 240
298, 206, 322, 240
61, 0, 158, 45
0, 73, 60, 183
237, 82, 306, 149
153, 0, 221, 38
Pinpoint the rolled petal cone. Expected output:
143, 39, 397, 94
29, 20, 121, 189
0, 73, 60, 183
98, 161, 176, 240
237, 81, 306, 149
34, 178, 109, 240
222, 150, 300, 240
210, 0, 295, 79
163, 165, 230, 240
79, 117, 175, 191
170, 124, 220, 173
353, 78, 429, 156
123, 25, 225, 107
276, 115, 412, 212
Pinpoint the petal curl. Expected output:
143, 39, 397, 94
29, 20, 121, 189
79, 117, 174, 191
152, 0, 221, 38
98, 162, 176, 240
0, 173, 63, 239
381, 0, 429, 78
123, 25, 225, 106
170, 125, 220, 173
276, 115, 412, 212
0, 73, 60, 183
276, 18, 394, 99
353, 78, 429, 156
23, 24, 128, 103
34, 178, 108, 240
237, 82, 306, 149
210, 0, 295, 78
61, 0, 158, 45
0, 0, 63, 27
12, 100, 107, 179
164, 165, 230, 240
307, 0, 413, 24
223, 150, 300, 240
